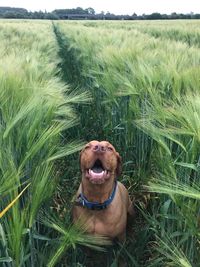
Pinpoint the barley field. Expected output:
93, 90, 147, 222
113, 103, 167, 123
0, 19, 200, 267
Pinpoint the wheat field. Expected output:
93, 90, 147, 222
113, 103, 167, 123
0, 19, 199, 266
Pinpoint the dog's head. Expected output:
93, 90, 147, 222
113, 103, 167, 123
80, 140, 122, 184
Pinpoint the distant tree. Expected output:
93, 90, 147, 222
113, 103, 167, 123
30, 11, 45, 19
178, 13, 186, 19
44, 12, 59, 20
0, 7, 28, 18
132, 13, 138, 19
52, 7, 90, 18
170, 12, 178, 19
3, 11, 16, 18
85, 7, 95, 15
75, 7, 86, 14
161, 14, 169, 19
105, 12, 117, 20
147, 12, 163, 20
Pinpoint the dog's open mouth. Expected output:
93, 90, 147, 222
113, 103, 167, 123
87, 159, 109, 184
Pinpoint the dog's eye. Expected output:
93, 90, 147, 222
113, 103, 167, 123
107, 147, 113, 151
85, 145, 90, 149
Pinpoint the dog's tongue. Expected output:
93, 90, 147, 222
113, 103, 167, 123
92, 166, 104, 173
89, 169, 106, 179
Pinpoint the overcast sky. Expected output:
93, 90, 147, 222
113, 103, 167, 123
0, 0, 199, 15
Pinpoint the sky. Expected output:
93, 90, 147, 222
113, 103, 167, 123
0, 0, 199, 15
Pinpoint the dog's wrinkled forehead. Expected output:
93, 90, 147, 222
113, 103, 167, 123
84, 140, 116, 151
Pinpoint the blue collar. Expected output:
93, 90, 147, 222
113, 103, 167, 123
75, 181, 117, 210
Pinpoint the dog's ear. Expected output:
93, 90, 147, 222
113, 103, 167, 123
116, 152, 122, 177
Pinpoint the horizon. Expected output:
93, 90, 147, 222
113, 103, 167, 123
0, 5, 199, 16
0, 0, 199, 16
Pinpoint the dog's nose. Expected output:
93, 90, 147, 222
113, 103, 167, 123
93, 144, 106, 153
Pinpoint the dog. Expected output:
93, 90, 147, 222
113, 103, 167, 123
73, 140, 134, 242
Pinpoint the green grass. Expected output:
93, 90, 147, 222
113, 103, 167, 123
0, 19, 200, 266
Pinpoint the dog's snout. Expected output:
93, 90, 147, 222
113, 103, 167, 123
100, 145, 106, 152
93, 145, 99, 152
92, 144, 106, 153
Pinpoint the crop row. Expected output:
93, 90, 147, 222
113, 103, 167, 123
0, 20, 92, 267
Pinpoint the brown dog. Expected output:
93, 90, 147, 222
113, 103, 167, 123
73, 140, 134, 242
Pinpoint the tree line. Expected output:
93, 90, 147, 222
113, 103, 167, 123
0, 6, 200, 20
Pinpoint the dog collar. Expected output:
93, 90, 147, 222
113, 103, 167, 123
75, 181, 117, 210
